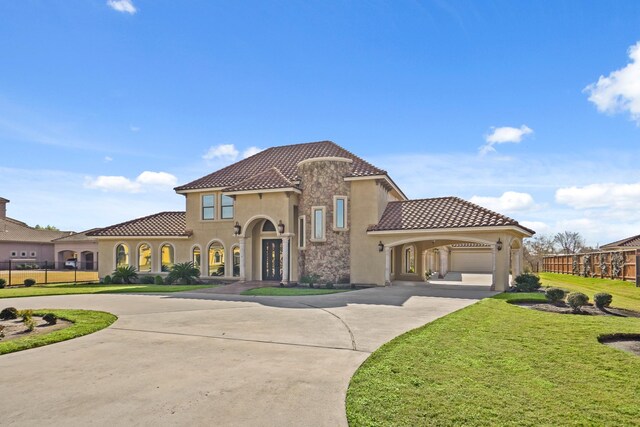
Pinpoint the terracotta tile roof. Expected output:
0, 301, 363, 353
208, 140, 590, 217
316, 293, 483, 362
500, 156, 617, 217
368, 197, 535, 233
175, 140, 385, 191
223, 167, 297, 192
88, 212, 190, 237
601, 234, 640, 249
0, 217, 73, 243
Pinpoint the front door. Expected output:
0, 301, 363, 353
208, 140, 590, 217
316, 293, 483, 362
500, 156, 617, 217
262, 239, 282, 281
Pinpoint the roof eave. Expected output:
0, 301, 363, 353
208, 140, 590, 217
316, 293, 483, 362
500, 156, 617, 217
223, 187, 301, 196
367, 225, 535, 237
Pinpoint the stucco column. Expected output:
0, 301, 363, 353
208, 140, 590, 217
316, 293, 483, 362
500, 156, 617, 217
513, 247, 523, 281
491, 245, 497, 288
439, 247, 449, 277
281, 236, 290, 284
384, 246, 392, 285
494, 243, 511, 292
238, 237, 246, 281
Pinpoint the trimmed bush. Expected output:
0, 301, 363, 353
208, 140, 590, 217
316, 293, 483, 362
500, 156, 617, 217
112, 265, 138, 284
545, 287, 566, 304
19, 309, 33, 321
567, 292, 589, 313
594, 292, 613, 309
513, 273, 541, 292
24, 318, 36, 332
0, 278, 6, 289
154, 275, 164, 285
103, 275, 112, 284
0, 307, 18, 320
139, 275, 155, 284
42, 313, 58, 325
325, 283, 335, 289
23, 278, 36, 287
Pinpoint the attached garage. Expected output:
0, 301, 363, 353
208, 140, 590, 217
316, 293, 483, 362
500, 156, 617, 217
450, 247, 492, 273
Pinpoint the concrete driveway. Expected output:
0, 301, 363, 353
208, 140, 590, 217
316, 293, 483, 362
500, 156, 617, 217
1, 285, 495, 426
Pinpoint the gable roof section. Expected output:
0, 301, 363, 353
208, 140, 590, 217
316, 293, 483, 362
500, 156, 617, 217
222, 167, 298, 193
368, 197, 535, 234
88, 212, 190, 237
601, 234, 640, 249
0, 217, 73, 243
52, 228, 102, 242
175, 141, 386, 192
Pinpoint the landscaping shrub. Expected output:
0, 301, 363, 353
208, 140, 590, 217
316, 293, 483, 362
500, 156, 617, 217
139, 275, 155, 284
154, 275, 164, 285
567, 292, 589, 313
0, 278, 6, 289
0, 307, 18, 320
111, 276, 123, 284
513, 273, 541, 292
166, 262, 200, 285
112, 266, 138, 284
42, 313, 58, 325
19, 309, 33, 321
594, 292, 613, 309
325, 283, 335, 289
23, 278, 36, 287
24, 318, 36, 332
0, 325, 5, 339
545, 287, 566, 304
103, 275, 112, 284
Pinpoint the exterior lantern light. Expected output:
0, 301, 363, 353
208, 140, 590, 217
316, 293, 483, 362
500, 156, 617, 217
233, 222, 242, 236
378, 241, 384, 252
277, 220, 285, 234
496, 238, 503, 251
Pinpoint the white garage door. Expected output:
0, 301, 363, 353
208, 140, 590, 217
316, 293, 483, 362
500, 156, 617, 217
450, 250, 492, 273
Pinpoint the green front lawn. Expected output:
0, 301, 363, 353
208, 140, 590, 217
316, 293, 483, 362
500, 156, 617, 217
347, 295, 640, 426
241, 286, 351, 296
540, 272, 640, 311
0, 309, 117, 355
0, 283, 212, 299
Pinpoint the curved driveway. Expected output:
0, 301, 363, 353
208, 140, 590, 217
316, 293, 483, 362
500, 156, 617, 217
1, 285, 494, 426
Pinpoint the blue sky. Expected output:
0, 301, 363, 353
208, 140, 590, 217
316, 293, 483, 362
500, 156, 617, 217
1, 0, 640, 246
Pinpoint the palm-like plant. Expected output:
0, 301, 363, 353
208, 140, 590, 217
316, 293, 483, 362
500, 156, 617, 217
166, 262, 200, 285
112, 265, 138, 284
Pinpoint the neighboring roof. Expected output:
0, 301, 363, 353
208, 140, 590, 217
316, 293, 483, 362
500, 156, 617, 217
0, 217, 73, 243
601, 234, 640, 249
0, 197, 9, 203
87, 212, 189, 237
52, 228, 102, 242
368, 197, 535, 234
175, 140, 386, 192
222, 167, 297, 193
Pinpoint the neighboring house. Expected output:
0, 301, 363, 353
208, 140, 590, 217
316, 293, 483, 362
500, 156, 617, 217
0, 197, 99, 270
600, 234, 640, 251
89, 141, 534, 291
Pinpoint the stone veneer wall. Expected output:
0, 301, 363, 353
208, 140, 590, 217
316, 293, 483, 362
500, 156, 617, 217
297, 159, 351, 284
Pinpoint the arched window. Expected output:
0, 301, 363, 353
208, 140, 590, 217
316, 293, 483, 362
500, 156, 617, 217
161, 244, 174, 271
208, 242, 225, 276
232, 246, 240, 277
116, 244, 129, 268
404, 245, 415, 274
262, 220, 276, 232
138, 243, 151, 272
192, 247, 201, 270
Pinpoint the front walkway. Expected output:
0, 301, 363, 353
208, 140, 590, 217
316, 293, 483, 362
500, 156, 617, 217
1, 285, 496, 426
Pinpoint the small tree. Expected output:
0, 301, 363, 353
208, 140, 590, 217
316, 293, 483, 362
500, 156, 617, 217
545, 287, 565, 304
594, 293, 613, 309
553, 231, 585, 254
567, 292, 589, 313
112, 266, 138, 284
513, 273, 541, 292
165, 262, 200, 285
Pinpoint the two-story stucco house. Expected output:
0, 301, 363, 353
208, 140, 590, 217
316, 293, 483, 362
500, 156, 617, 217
90, 140, 534, 291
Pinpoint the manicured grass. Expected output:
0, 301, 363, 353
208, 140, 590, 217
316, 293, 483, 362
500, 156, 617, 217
241, 286, 351, 296
346, 295, 640, 426
0, 283, 212, 299
0, 309, 117, 355
539, 272, 640, 311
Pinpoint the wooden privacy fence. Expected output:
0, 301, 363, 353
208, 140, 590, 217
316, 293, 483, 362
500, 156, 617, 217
543, 249, 640, 286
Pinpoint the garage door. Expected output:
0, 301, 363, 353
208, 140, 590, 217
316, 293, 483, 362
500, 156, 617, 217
450, 250, 492, 273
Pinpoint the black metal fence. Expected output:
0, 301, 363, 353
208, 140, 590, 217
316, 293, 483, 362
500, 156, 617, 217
0, 260, 100, 286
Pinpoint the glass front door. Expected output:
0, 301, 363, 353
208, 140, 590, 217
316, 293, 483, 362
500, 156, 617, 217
262, 239, 282, 281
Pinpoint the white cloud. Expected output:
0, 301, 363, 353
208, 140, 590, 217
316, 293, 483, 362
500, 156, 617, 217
242, 146, 263, 158
584, 41, 640, 124
84, 171, 177, 193
555, 182, 640, 209
470, 191, 536, 213
519, 221, 550, 234
203, 144, 239, 161
480, 125, 533, 155
107, 0, 137, 14
130, 125, 140, 132
104, 156, 113, 162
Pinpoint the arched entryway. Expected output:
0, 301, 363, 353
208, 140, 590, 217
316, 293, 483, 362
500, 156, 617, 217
238, 215, 291, 283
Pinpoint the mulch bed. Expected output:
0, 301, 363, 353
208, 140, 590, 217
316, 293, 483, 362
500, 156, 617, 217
513, 301, 640, 318
0, 316, 72, 342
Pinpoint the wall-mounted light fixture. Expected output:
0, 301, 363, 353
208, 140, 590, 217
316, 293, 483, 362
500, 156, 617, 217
496, 238, 503, 251
233, 222, 242, 236
378, 241, 384, 252
277, 220, 285, 234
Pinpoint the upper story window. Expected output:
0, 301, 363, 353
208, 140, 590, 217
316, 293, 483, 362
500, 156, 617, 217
333, 196, 347, 230
221, 195, 234, 219
202, 195, 215, 220
311, 206, 325, 242
298, 215, 306, 249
